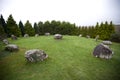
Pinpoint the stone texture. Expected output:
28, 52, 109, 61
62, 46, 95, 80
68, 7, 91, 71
45, 33, 50, 36
25, 49, 48, 62
95, 35, 99, 41
102, 41, 112, 45
86, 35, 90, 38
24, 34, 29, 37
79, 34, 82, 37
5, 44, 19, 52
93, 43, 113, 59
11, 35, 17, 40
35, 34, 39, 37
3, 39, 9, 45
54, 34, 62, 39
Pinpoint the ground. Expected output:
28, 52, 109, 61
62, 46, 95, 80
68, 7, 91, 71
0, 36, 120, 80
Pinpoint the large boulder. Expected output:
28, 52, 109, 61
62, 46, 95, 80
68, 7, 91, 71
11, 35, 17, 40
5, 44, 19, 52
25, 49, 48, 62
3, 39, 9, 45
54, 34, 62, 39
102, 41, 112, 45
93, 43, 114, 59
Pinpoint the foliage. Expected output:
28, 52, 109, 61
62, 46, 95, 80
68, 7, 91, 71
34, 22, 40, 34
110, 32, 120, 43
19, 21, 25, 36
0, 14, 115, 40
0, 15, 8, 37
6, 14, 21, 37
24, 20, 35, 36
0, 22, 6, 40
0, 36, 120, 80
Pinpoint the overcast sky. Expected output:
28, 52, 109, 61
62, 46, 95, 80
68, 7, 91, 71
0, 0, 120, 26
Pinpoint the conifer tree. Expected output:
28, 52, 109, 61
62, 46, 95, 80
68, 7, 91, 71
0, 18, 6, 40
34, 22, 40, 34
24, 20, 35, 36
0, 15, 8, 36
6, 14, 21, 37
19, 20, 25, 36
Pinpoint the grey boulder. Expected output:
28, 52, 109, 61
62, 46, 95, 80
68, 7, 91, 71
3, 39, 9, 45
25, 49, 48, 62
45, 33, 50, 36
54, 34, 62, 39
5, 44, 19, 52
93, 43, 113, 59
11, 35, 17, 40
102, 41, 112, 45
24, 34, 29, 37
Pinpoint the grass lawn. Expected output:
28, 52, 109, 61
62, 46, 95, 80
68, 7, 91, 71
0, 36, 120, 80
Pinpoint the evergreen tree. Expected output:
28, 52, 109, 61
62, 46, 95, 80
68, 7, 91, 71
38, 21, 44, 35
43, 21, 52, 33
19, 20, 25, 37
34, 22, 40, 34
0, 14, 8, 36
6, 14, 21, 37
95, 22, 99, 36
24, 20, 35, 36
109, 21, 115, 35
0, 18, 6, 40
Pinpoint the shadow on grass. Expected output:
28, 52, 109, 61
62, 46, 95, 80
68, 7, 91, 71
0, 50, 11, 59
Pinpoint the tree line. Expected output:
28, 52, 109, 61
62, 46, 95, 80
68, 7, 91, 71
0, 14, 115, 40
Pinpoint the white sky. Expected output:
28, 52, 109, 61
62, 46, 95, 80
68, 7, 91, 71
0, 0, 120, 26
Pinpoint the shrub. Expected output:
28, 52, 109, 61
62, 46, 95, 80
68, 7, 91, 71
110, 32, 120, 43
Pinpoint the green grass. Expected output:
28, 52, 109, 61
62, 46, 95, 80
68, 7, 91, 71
0, 36, 120, 80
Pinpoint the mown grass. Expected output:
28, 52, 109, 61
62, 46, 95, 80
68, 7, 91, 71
0, 36, 120, 80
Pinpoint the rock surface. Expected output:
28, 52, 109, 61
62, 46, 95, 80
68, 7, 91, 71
25, 49, 48, 62
93, 43, 113, 59
79, 34, 82, 37
102, 41, 112, 45
5, 44, 19, 51
11, 35, 17, 40
3, 39, 9, 45
54, 34, 62, 39
24, 34, 29, 37
35, 34, 39, 37
45, 33, 50, 36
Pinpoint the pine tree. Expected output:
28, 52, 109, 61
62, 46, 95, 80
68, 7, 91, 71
0, 18, 6, 40
0, 15, 8, 36
109, 21, 115, 34
19, 20, 25, 37
6, 14, 21, 37
24, 20, 35, 36
34, 22, 40, 34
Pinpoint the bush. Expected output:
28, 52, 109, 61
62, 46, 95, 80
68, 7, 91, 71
110, 32, 120, 43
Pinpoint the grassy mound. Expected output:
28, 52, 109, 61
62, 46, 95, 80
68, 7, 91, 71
0, 36, 120, 80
